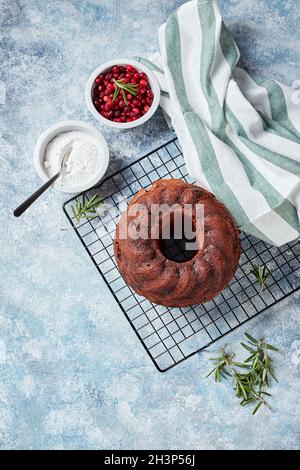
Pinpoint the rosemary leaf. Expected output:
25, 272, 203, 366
241, 343, 256, 353
232, 361, 250, 368
113, 86, 120, 101
252, 401, 263, 415
205, 368, 216, 378
265, 343, 279, 352
121, 88, 128, 106
245, 332, 258, 344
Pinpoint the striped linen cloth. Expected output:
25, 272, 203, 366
137, 0, 300, 247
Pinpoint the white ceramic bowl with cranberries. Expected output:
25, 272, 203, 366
85, 58, 160, 129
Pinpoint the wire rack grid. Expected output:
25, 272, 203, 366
63, 138, 300, 372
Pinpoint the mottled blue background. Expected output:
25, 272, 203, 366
1, 0, 300, 450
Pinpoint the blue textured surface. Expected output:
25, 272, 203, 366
1, 0, 300, 450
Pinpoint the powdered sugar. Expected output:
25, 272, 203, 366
44, 130, 103, 191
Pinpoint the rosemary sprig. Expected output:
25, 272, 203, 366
205, 349, 248, 383
112, 79, 138, 106
206, 333, 279, 415
71, 193, 103, 224
250, 264, 272, 293
242, 333, 278, 388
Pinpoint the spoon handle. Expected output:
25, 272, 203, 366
14, 172, 60, 217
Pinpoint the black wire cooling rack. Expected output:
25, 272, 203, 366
63, 138, 300, 372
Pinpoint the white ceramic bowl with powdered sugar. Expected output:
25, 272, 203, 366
34, 120, 109, 193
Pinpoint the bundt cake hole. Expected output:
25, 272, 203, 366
158, 211, 199, 263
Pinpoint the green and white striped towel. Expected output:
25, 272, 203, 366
137, 0, 300, 247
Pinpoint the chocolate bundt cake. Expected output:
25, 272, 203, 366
114, 179, 240, 307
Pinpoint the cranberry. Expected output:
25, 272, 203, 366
139, 88, 146, 95
144, 105, 150, 112
106, 83, 114, 93
95, 75, 103, 85
103, 95, 109, 102
139, 79, 148, 87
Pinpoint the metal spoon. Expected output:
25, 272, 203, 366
14, 147, 73, 217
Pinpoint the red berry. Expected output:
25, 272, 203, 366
103, 95, 109, 102
139, 79, 148, 87
95, 75, 103, 85
144, 105, 150, 113
106, 83, 114, 93
132, 107, 140, 116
